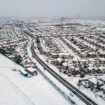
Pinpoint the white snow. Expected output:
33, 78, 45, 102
0, 54, 70, 105
0, 72, 34, 105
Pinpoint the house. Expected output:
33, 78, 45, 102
25, 67, 37, 76
88, 78, 104, 90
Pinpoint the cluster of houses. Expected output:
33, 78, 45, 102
34, 23, 105, 78
0, 23, 37, 77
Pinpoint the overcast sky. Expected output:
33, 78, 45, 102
0, 0, 105, 19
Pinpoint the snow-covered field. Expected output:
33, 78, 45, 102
0, 54, 70, 105
0, 72, 34, 105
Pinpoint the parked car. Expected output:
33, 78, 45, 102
19, 69, 28, 77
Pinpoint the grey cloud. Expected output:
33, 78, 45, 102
0, 0, 105, 19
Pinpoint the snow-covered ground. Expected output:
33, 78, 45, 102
0, 54, 70, 105
0, 72, 34, 105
